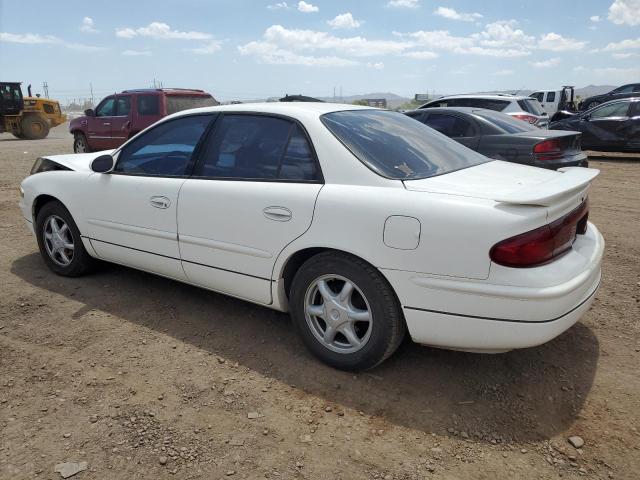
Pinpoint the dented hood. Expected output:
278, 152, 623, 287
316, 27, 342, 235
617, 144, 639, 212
42, 151, 115, 172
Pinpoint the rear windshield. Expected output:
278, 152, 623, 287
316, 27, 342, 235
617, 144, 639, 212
166, 95, 218, 115
321, 110, 489, 180
517, 99, 545, 116
474, 111, 538, 134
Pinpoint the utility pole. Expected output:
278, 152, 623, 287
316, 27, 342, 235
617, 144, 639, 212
42, 81, 49, 98
340, 86, 342, 103
89, 82, 94, 106
333, 86, 336, 103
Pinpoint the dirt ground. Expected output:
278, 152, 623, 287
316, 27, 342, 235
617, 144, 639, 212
1, 125, 639, 480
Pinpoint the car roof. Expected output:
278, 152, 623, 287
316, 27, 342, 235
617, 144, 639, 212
120, 88, 208, 94
167, 102, 376, 118
428, 94, 528, 101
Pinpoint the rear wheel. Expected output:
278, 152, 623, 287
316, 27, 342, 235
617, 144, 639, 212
73, 132, 90, 153
290, 252, 406, 370
21, 115, 50, 140
35, 201, 94, 277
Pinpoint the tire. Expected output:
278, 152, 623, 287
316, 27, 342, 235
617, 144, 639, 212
73, 132, 91, 153
289, 251, 406, 371
21, 115, 50, 140
35, 200, 94, 277
12, 132, 25, 139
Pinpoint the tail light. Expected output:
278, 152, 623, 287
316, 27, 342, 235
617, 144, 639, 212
512, 113, 538, 124
533, 139, 563, 161
490, 199, 589, 268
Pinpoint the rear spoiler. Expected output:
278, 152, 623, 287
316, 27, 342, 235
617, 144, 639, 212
494, 167, 599, 206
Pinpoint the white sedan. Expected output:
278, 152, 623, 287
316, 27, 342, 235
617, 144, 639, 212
19, 103, 604, 370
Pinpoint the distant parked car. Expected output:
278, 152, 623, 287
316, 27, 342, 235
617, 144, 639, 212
419, 94, 549, 128
551, 98, 640, 152
579, 83, 640, 111
405, 107, 587, 170
70, 88, 218, 153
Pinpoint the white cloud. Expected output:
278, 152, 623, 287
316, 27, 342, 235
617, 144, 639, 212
473, 20, 533, 49
80, 17, 98, 33
602, 37, 640, 50
122, 49, 151, 56
434, 7, 482, 22
537, 32, 587, 51
65, 43, 108, 52
0, 32, 61, 44
594, 66, 640, 80
608, 0, 640, 26
327, 13, 362, 29
115, 22, 212, 40
612, 52, 634, 58
238, 42, 357, 67
590, 15, 601, 22
402, 29, 474, 51
402, 50, 438, 59
267, 2, 289, 10
186, 40, 223, 55
297, 1, 318, 13
494, 69, 514, 75
367, 62, 384, 69
387, 0, 419, 8
530, 57, 561, 68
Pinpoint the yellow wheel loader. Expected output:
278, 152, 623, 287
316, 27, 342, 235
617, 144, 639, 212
0, 82, 66, 139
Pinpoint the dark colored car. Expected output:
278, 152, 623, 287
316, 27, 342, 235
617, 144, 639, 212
70, 88, 218, 153
579, 83, 640, 111
550, 98, 640, 152
405, 107, 587, 170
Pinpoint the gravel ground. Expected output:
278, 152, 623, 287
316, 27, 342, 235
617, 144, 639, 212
0, 125, 639, 480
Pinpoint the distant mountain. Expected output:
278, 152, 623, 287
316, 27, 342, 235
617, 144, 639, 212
574, 85, 616, 99
318, 92, 412, 108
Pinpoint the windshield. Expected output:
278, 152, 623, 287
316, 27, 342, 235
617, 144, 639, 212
474, 111, 538, 134
321, 110, 489, 180
517, 99, 545, 116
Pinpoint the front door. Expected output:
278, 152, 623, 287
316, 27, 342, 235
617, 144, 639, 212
81, 113, 215, 279
87, 96, 116, 150
109, 95, 132, 148
177, 113, 323, 304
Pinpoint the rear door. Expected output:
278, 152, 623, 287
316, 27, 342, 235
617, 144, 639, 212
421, 112, 480, 150
109, 95, 132, 148
581, 100, 631, 150
177, 113, 323, 304
87, 96, 116, 150
133, 94, 163, 134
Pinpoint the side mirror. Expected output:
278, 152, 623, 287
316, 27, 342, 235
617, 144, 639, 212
90, 154, 114, 173
84, 108, 95, 117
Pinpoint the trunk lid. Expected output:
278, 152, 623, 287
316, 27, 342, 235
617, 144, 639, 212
403, 161, 598, 207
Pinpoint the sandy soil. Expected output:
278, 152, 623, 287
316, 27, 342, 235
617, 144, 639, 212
0, 125, 639, 480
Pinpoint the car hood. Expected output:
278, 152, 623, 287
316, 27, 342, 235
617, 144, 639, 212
403, 161, 599, 206
43, 151, 115, 172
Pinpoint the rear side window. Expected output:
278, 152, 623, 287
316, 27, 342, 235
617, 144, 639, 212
474, 111, 537, 133
546, 92, 556, 102
423, 114, 474, 138
590, 101, 630, 119
321, 110, 488, 180
114, 115, 212, 176
116, 96, 131, 116
530, 92, 544, 102
137, 95, 160, 115
166, 95, 218, 115
198, 115, 320, 181
517, 99, 544, 115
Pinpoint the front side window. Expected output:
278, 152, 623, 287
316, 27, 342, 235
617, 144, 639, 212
423, 114, 474, 138
590, 101, 630, 119
114, 115, 212, 176
137, 95, 160, 115
546, 92, 556, 102
517, 99, 544, 115
96, 97, 115, 117
530, 92, 544, 102
198, 115, 319, 181
322, 110, 488, 180
116, 96, 131, 116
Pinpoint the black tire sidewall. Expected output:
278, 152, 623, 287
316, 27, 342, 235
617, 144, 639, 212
290, 253, 403, 371
35, 201, 92, 276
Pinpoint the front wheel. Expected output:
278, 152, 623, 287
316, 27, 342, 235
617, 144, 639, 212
73, 132, 90, 153
289, 252, 406, 371
35, 201, 94, 276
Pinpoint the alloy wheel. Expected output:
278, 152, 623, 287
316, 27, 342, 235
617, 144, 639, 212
43, 215, 75, 266
304, 274, 373, 354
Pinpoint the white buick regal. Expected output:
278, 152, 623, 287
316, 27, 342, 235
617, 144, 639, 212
19, 103, 604, 370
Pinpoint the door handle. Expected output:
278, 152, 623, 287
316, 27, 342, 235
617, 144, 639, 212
150, 196, 171, 209
263, 206, 292, 222
103, 122, 111, 126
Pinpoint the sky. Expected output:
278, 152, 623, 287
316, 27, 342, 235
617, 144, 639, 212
1, 0, 639, 103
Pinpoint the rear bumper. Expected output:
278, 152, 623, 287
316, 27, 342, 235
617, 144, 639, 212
382, 223, 604, 352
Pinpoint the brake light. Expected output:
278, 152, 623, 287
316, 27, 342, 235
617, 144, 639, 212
512, 114, 538, 124
490, 199, 589, 268
533, 139, 563, 161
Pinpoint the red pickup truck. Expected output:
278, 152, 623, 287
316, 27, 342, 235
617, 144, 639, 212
69, 88, 218, 152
